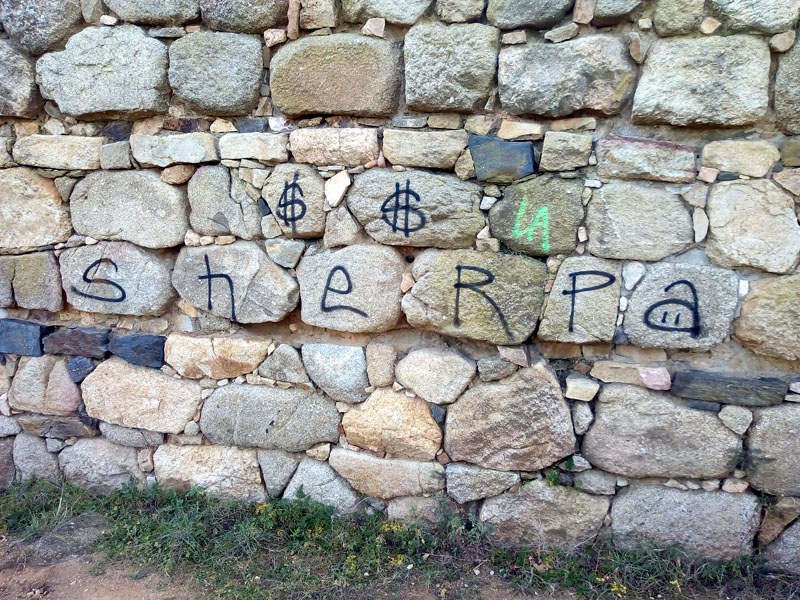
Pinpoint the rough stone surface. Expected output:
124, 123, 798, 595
0, 438, 15, 489
480, 480, 610, 548
59, 438, 143, 492
776, 43, 800, 134
763, 518, 800, 574
0, 319, 53, 356
477, 356, 518, 382
219, 133, 287, 163
0, 0, 82, 55
611, 485, 761, 560
272, 35, 400, 117
0, 39, 42, 117
709, 0, 800, 34
0, 252, 63, 312
701, 141, 780, 178
595, 137, 697, 183
735, 275, 800, 361
302, 344, 369, 403
341, 0, 432, 25
671, 371, 787, 407
383, 129, 468, 169
257, 450, 299, 498
445, 365, 575, 471
387, 496, 450, 523
200, 384, 340, 451
17, 414, 98, 439
468, 136, 536, 184
593, 0, 641, 24
169, 32, 262, 116
82, 358, 201, 433
574, 469, 617, 495
13, 135, 104, 170
109, 331, 165, 369
8, 356, 82, 416
446, 463, 520, 503
165, 335, 270, 379
718, 405, 754, 435
131, 133, 218, 167
105, 0, 200, 25
188, 165, 262, 239
329, 448, 444, 499
395, 348, 475, 405
539, 132, 593, 172
436, 0, 484, 22
288, 128, 379, 167
583, 385, 741, 479
36, 25, 170, 119
402, 249, 547, 345
13, 433, 60, 482
262, 164, 326, 239
747, 404, 800, 496
199, 0, 288, 31
499, 37, 636, 117
487, 0, 572, 28
98, 422, 165, 447
632, 36, 770, 126
282, 458, 359, 513
258, 344, 311, 385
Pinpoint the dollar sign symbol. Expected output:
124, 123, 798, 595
277, 172, 307, 233
380, 179, 427, 237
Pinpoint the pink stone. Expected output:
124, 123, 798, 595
573, 0, 596, 24
697, 166, 719, 183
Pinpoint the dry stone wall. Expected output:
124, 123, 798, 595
1, 0, 800, 568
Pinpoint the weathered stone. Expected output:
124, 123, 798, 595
70, 170, 188, 249
105, 0, 200, 25
672, 371, 787, 408
395, 348, 475, 405
199, 0, 287, 31
708, 0, 800, 34
718, 405, 753, 436
747, 404, 800, 496
187, 166, 262, 240
776, 44, 800, 134
763, 519, 800, 574
402, 249, 547, 345
592, 0, 640, 24
476, 356, 517, 382
299, 0, 338, 28
282, 457, 359, 513
363, 342, 395, 388
632, 36, 770, 127
583, 385, 741, 479
17, 414, 98, 438
595, 137, 696, 183
172, 242, 299, 323
480, 480, 610, 548
60, 242, 177, 316
82, 358, 201, 433
404, 22, 499, 113
346, 169, 483, 248
0, 40, 42, 117
383, 129, 468, 169
540, 132, 593, 172
200, 384, 339, 450
467, 136, 536, 184
165, 335, 270, 379
262, 164, 326, 239
12, 135, 103, 170
43, 327, 109, 358
257, 344, 310, 386
36, 25, 170, 119
487, 0, 571, 28
59, 438, 143, 492
256, 450, 298, 498
499, 36, 636, 117
99, 141, 132, 170
98, 422, 165, 447
0, 168, 72, 251
706, 180, 800, 274
701, 141, 779, 178
0, 438, 14, 489
445, 462, 520, 503
565, 373, 600, 401
654, 0, 705, 35
341, 0, 432, 25
0, 0, 82, 55
169, 32, 262, 116
9, 356, 81, 416
574, 469, 617, 495
436, 0, 484, 22
301, 344, 369, 403
773, 169, 800, 196
735, 275, 800, 361
329, 447, 444, 499
66, 357, 96, 383
624, 263, 739, 350
387, 496, 451, 523
131, 133, 218, 167
323, 206, 367, 248
13, 433, 60, 482
154, 444, 266, 501
219, 133, 288, 163
489, 176, 583, 257
0, 252, 63, 312
611, 485, 760, 560
108, 333, 166, 369
0, 319, 54, 356
759, 498, 800, 547
296, 244, 405, 333
29, 512, 109, 567
0, 416, 20, 438
342, 389, 441, 459
272, 35, 400, 117
539, 256, 621, 344
265, 239, 305, 269
288, 128, 379, 167
445, 365, 574, 471
586, 181, 693, 262
589, 361, 671, 391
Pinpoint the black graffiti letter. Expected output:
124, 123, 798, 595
320, 265, 368, 318
197, 254, 237, 322
561, 270, 617, 332
71, 258, 127, 302
643, 279, 701, 338
453, 265, 512, 340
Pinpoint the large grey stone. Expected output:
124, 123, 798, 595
487, 0, 572, 28
59, 438, 143, 493
709, 0, 800, 34
0, 168, 72, 251
257, 450, 299, 498
169, 32, 262, 116
395, 348, 475, 405
382, 129, 469, 169
130, 133, 218, 167
271, 34, 401, 117
105, 0, 200, 24
586, 181, 693, 261
0, 0, 82, 55
36, 25, 170, 119
262, 164, 326, 239
282, 458, 359, 513
654, 0, 705, 35
200, 384, 340, 451
445, 365, 575, 471
592, 0, 641, 24
0, 39, 42, 117
747, 404, 800, 496
480, 480, 610, 549
624, 263, 739, 350
70, 170, 189, 249
13, 135, 104, 170
0, 252, 63, 312
763, 520, 800, 574
404, 22, 499, 113
402, 249, 547, 345
595, 137, 697, 184
172, 241, 299, 323
98, 422, 165, 447
301, 344, 369, 404
611, 485, 760, 560
188, 166, 262, 240
13, 433, 60, 482
499, 36, 636, 117
258, 344, 311, 386
583, 385, 741, 479
632, 36, 770, 126
9, 356, 81, 416
341, 0, 432, 25
346, 169, 484, 248
706, 180, 800, 274
488, 175, 584, 257
735, 275, 800, 361
445, 463, 520, 504
776, 43, 800, 134
60, 242, 177, 316
199, 0, 288, 32
296, 244, 405, 333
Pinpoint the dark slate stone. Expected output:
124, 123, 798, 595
77, 401, 100, 429
43, 327, 110, 358
66, 356, 97, 383
685, 400, 721, 412
101, 121, 131, 141
717, 171, 739, 181
108, 332, 166, 368
234, 117, 269, 133
468, 135, 536, 184
17, 414, 99, 438
672, 370, 788, 407
0, 319, 54, 356
430, 404, 446, 425
163, 117, 210, 133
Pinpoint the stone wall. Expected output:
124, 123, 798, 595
1, 0, 800, 569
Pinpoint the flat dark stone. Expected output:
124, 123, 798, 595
234, 117, 268, 133
17, 414, 99, 438
672, 370, 788, 407
108, 332, 166, 368
66, 356, 97, 383
430, 404, 446, 425
101, 121, 131, 141
31, 512, 109, 566
43, 326, 110, 358
686, 400, 720, 412
0, 318, 54, 356
468, 135, 536, 184
717, 171, 739, 181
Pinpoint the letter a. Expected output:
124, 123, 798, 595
512, 200, 550, 253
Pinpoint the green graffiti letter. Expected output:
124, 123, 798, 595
512, 199, 550, 253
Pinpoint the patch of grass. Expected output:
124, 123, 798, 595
2, 479, 800, 599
